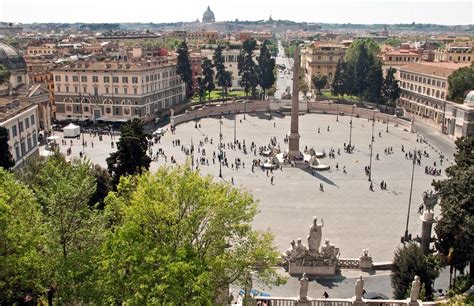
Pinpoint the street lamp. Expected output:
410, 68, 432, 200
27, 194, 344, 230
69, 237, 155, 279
386, 112, 389, 133
348, 104, 356, 148
219, 116, 223, 178
368, 114, 375, 181
336, 102, 339, 122
403, 149, 417, 243
234, 98, 237, 143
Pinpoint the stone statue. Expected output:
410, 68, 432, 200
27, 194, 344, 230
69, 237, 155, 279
283, 240, 296, 260
422, 190, 438, 212
410, 276, 421, 302
321, 239, 331, 257
355, 275, 364, 301
299, 273, 309, 301
294, 238, 307, 259
307, 217, 324, 253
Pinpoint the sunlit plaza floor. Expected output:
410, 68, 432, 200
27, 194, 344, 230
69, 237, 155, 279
45, 112, 449, 264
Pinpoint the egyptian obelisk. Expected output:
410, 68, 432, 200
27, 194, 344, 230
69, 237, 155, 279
288, 46, 301, 159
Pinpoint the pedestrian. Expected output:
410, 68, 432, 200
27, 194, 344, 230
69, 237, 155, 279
369, 182, 374, 191
271, 176, 274, 185
231, 177, 234, 185
343, 166, 347, 174
320, 183, 324, 192
322, 292, 329, 299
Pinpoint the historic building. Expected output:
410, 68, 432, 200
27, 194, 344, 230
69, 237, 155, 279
0, 86, 40, 168
202, 6, 216, 24
397, 62, 474, 138
52, 58, 186, 122
300, 43, 346, 90
434, 44, 473, 63
0, 42, 29, 90
381, 49, 421, 68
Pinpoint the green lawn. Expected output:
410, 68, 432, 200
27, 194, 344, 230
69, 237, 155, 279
192, 90, 247, 102
322, 91, 359, 101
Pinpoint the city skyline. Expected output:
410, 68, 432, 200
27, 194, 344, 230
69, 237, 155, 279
0, 0, 472, 25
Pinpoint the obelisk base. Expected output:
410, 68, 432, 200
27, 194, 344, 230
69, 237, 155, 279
288, 133, 302, 160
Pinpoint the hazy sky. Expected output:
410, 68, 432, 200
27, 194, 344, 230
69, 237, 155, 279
1, 0, 472, 25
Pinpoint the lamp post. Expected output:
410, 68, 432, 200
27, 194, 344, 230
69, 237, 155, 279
386, 112, 389, 133
403, 149, 417, 242
336, 102, 339, 122
219, 116, 223, 178
191, 138, 194, 171
234, 98, 237, 143
348, 104, 356, 148
368, 114, 375, 181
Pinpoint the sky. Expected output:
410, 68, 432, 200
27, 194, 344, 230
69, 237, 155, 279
0, 0, 472, 25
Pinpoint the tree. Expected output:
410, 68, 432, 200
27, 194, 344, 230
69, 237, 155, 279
213, 45, 228, 102
107, 119, 151, 187
0, 168, 49, 304
28, 155, 104, 302
0, 126, 14, 170
344, 38, 380, 64
0, 64, 10, 84
238, 39, 259, 98
391, 243, 440, 301
258, 41, 276, 99
299, 81, 309, 97
433, 136, 474, 276
222, 71, 233, 101
331, 60, 344, 97
383, 67, 401, 108
354, 43, 371, 98
202, 58, 215, 103
447, 64, 474, 103
89, 164, 112, 210
197, 76, 206, 103
176, 41, 193, 98
96, 165, 285, 304
311, 75, 328, 95
364, 59, 384, 104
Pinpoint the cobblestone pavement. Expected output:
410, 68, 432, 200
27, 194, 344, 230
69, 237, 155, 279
45, 112, 450, 297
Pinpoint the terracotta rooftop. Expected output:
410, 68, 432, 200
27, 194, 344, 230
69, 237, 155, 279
54, 58, 176, 72
399, 62, 468, 77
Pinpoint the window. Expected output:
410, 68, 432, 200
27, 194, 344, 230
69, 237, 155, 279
123, 88, 128, 94
65, 86, 69, 93
12, 125, 17, 137
65, 75, 69, 82
122, 77, 128, 83
54, 75, 61, 82
56, 85, 61, 92
114, 87, 118, 94
15, 145, 20, 159
84, 106, 89, 112
146, 75, 150, 82
73, 75, 79, 82
132, 77, 138, 83
94, 87, 99, 96
133, 88, 137, 94
30, 115, 35, 125
20, 141, 25, 155
105, 87, 109, 94
32, 133, 37, 146
106, 108, 111, 114
27, 137, 32, 150
92, 76, 99, 83
83, 86, 87, 93
25, 117, 30, 129
113, 76, 119, 83
81, 76, 87, 82
104, 76, 110, 83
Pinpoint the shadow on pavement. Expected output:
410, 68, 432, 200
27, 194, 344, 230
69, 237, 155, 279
302, 167, 338, 188
313, 275, 347, 289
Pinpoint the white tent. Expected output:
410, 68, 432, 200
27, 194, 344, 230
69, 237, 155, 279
63, 123, 80, 138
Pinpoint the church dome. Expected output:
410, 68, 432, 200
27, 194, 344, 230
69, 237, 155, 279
464, 90, 474, 108
0, 42, 26, 71
202, 6, 215, 23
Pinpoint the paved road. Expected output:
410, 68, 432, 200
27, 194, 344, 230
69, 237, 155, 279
275, 41, 293, 99
412, 121, 457, 162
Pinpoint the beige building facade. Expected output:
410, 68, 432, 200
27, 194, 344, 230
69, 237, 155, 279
0, 94, 40, 168
434, 44, 473, 63
397, 63, 474, 138
52, 58, 185, 122
301, 43, 346, 90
